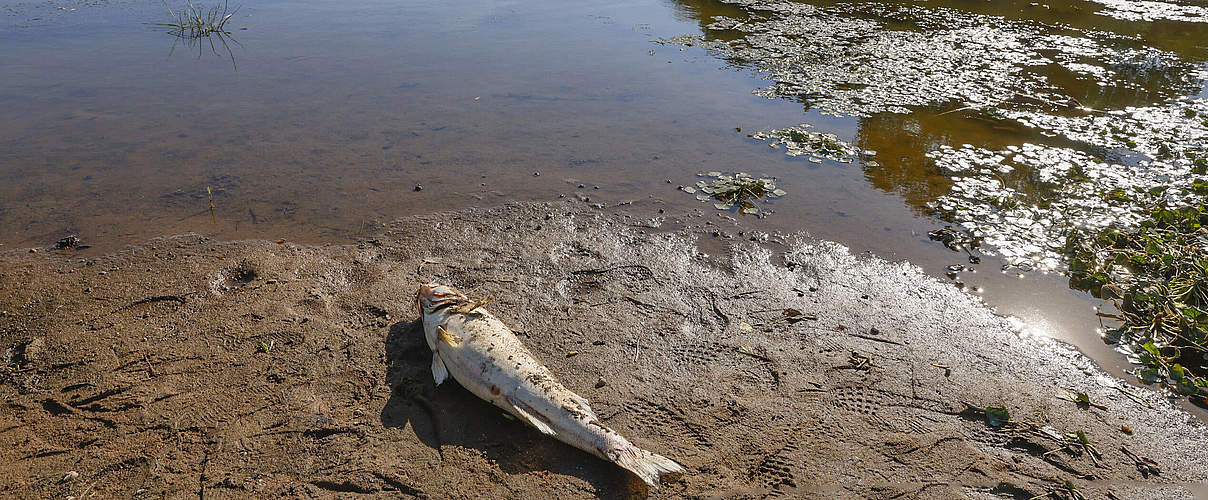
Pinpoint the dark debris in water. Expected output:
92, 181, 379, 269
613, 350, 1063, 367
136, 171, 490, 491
52, 235, 85, 250
927, 226, 983, 265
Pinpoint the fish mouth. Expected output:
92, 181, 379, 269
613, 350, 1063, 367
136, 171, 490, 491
417, 282, 464, 314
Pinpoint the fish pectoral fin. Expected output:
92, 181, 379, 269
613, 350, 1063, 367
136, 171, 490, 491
431, 351, 449, 385
436, 325, 462, 348
505, 396, 556, 436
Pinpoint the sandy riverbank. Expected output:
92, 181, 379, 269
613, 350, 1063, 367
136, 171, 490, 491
2, 202, 1206, 498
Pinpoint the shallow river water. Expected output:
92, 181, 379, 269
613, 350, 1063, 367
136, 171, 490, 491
2, 0, 1207, 402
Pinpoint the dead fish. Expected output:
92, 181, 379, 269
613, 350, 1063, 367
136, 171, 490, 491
416, 282, 684, 487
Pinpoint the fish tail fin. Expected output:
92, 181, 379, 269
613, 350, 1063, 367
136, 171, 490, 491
613, 444, 684, 488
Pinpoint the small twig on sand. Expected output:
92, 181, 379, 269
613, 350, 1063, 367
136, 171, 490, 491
143, 353, 156, 379
847, 332, 902, 346
1115, 385, 1152, 409
633, 334, 641, 364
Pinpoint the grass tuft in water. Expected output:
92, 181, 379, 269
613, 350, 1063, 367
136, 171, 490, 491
153, 0, 239, 39
149, 0, 243, 69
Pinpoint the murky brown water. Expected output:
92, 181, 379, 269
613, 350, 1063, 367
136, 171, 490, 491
3, 0, 1208, 399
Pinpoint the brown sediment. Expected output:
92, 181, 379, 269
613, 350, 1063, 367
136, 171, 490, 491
1, 202, 1206, 498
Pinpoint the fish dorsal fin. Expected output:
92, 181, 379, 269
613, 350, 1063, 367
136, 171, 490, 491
453, 298, 492, 315
431, 351, 449, 385
506, 396, 556, 436
436, 325, 462, 348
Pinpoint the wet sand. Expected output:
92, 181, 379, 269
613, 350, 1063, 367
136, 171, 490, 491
2, 202, 1206, 498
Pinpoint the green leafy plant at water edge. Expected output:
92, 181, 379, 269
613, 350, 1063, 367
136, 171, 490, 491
1064, 204, 1208, 401
686, 172, 785, 215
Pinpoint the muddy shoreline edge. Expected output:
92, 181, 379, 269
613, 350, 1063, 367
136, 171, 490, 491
2, 201, 1206, 498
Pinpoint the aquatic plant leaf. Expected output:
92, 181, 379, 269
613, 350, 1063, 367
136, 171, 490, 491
1171, 363, 1186, 382
1142, 342, 1161, 360
685, 171, 783, 214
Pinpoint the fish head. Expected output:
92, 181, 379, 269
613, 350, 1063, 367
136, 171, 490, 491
416, 282, 469, 351
416, 282, 468, 317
